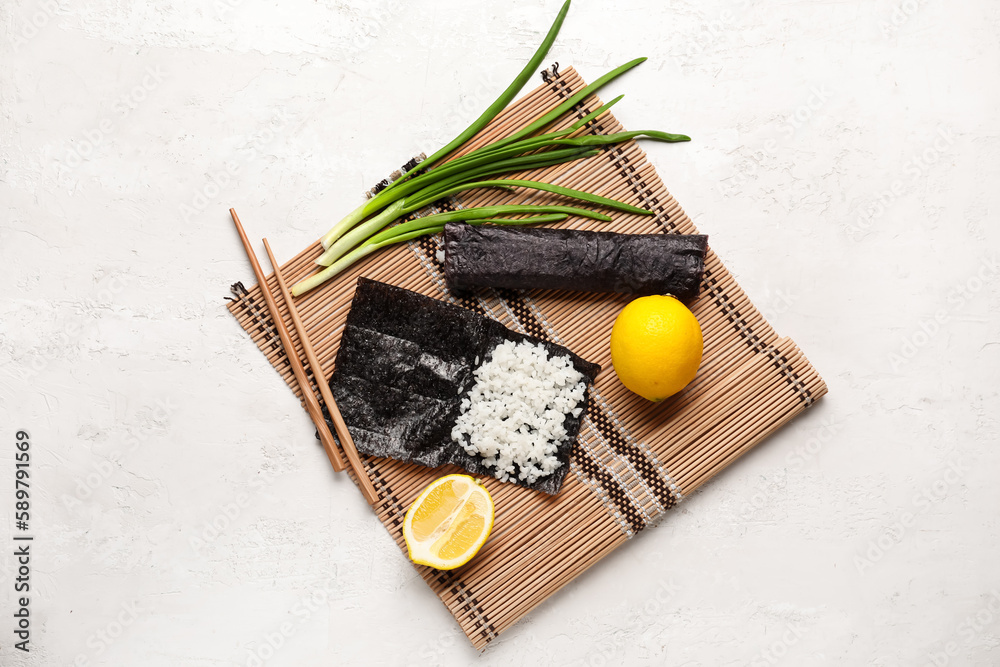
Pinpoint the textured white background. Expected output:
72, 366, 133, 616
1, 0, 998, 665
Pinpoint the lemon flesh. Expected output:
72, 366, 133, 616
610, 295, 703, 401
403, 474, 494, 570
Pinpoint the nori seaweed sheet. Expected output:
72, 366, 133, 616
329, 278, 601, 495
442, 223, 709, 303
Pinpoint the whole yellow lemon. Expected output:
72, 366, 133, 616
610, 295, 703, 401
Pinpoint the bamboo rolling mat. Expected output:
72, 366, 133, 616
226, 64, 827, 649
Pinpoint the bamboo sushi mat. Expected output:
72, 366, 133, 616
226, 64, 827, 649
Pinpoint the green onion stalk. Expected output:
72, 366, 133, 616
292, 0, 691, 296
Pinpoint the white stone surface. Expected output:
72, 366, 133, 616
1, 0, 998, 664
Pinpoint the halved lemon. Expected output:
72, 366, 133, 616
403, 474, 494, 570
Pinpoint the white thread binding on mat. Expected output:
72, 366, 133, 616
569, 457, 633, 538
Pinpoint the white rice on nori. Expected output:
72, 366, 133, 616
451, 339, 587, 484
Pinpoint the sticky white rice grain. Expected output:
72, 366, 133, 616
451, 339, 586, 484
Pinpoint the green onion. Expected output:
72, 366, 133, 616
402, 179, 653, 216
316, 199, 406, 266
385, 148, 600, 216
399, 204, 610, 227
454, 93, 625, 164
366, 146, 594, 208
295, 0, 692, 295
316, 148, 600, 266
367, 213, 568, 247
548, 129, 691, 146
295, 226, 445, 296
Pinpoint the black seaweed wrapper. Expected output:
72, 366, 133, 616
443, 223, 708, 303
329, 278, 601, 495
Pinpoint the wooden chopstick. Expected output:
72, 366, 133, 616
229, 208, 348, 474
262, 237, 379, 506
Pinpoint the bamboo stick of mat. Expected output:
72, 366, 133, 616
262, 237, 379, 506
229, 208, 348, 474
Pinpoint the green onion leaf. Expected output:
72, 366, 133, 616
404, 179, 651, 216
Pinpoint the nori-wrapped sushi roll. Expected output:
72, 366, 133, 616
442, 223, 708, 303
329, 278, 600, 495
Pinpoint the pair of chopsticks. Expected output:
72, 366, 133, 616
230, 208, 379, 506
